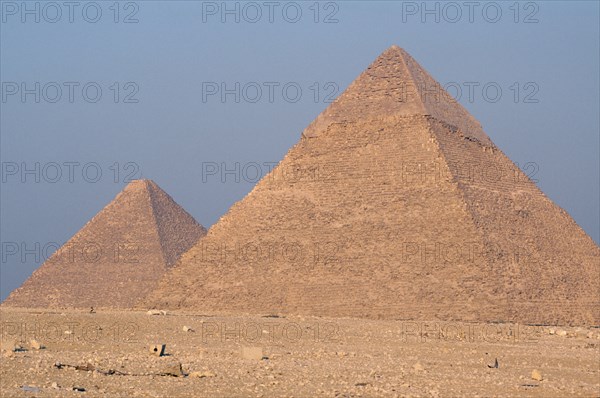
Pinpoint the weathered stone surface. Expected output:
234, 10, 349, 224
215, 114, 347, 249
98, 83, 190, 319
3, 180, 206, 309
143, 46, 599, 326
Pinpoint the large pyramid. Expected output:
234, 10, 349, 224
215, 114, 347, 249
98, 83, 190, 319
3, 179, 206, 309
144, 46, 599, 326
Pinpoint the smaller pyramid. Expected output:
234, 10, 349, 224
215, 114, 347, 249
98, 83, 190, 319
3, 179, 206, 309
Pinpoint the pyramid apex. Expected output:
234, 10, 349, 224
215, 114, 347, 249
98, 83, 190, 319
301, 46, 491, 145
384, 44, 404, 53
124, 179, 157, 192
128, 178, 152, 184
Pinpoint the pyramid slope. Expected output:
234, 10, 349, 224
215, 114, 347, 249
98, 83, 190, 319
145, 46, 599, 326
146, 180, 206, 267
3, 180, 206, 309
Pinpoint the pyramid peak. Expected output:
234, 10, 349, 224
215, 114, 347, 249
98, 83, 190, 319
128, 178, 153, 185
381, 44, 406, 55
124, 179, 161, 193
301, 46, 491, 145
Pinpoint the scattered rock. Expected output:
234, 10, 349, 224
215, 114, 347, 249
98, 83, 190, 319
548, 328, 556, 335
51, 382, 60, 389
149, 344, 166, 357
487, 358, 499, 368
531, 369, 543, 381
72, 386, 86, 392
30, 339, 44, 350
183, 326, 194, 332
556, 330, 567, 337
160, 362, 183, 377
241, 346, 266, 360
189, 371, 216, 378
586, 331, 594, 339
147, 310, 162, 316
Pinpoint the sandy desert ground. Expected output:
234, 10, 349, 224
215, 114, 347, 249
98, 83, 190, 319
1, 308, 599, 397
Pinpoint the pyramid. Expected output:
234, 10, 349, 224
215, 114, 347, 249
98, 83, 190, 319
3, 179, 206, 309
144, 46, 600, 326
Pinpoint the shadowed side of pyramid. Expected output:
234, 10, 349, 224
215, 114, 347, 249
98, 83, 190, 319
2, 180, 206, 309
144, 47, 599, 325
302, 45, 491, 146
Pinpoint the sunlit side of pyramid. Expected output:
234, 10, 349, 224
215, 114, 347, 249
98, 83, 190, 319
3, 180, 206, 309
145, 46, 600, 326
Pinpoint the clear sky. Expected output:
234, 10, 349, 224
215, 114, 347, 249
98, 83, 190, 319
1, 1, 599, 301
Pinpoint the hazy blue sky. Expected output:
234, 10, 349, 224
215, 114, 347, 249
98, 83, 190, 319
1, 1, 599, 300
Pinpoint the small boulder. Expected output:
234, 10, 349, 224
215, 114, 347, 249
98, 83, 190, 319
531, 369, 543, 381
149, 344, 166, 357
160, 362, 183, 377
183, 326, 194, 332
30, 339, 44, 350
241, 346, 266, 360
